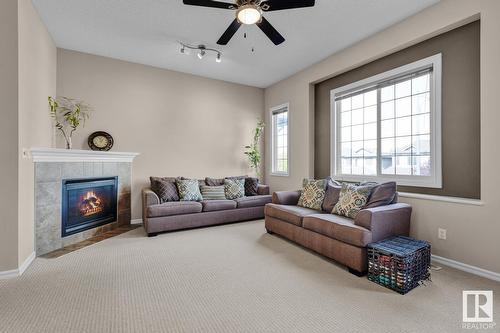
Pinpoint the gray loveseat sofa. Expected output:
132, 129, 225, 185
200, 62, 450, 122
142, 179, 271, 236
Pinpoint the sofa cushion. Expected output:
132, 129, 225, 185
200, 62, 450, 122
363, 181, 397, 209
181, 177, 206, 187
147, 201, 202, 218
322, 179, 342, 212
150, 177, 180, 202
224, 178, 245, 200
235, 195, 272, 208
205, 177, 224, 186
244, 177, 259, 196
332, 184, 372, 218
265, 203, 321, 226
205, 175, 247, 186
303, 214, 372, 247
297, 178, 328, 210
176, 179, 203, 201
200, 185, 226, 200
201, 200, 237, 212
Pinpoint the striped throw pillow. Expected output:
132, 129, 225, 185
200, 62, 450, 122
200, 185, 226, 200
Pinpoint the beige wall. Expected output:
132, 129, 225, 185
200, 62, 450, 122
265, 0, 500, 273
17, 0, 57, 266
56, 49, 264, 220
0, 0, 20, 272
0, 0, 55, 272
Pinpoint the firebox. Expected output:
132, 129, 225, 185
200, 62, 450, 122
61, 177, 118, 237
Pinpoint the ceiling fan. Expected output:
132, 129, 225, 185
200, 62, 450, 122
182, 0, 316, 46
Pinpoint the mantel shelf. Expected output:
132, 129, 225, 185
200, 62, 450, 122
29, 148, 139, 163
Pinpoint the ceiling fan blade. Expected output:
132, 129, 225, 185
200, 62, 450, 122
261, 0, 315, 11
217, 19, 242, 45
183, 0, 236, 10
256, 17, 285, 45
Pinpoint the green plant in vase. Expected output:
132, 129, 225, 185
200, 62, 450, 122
244, 119, 265, 179
49, 96, 92, 149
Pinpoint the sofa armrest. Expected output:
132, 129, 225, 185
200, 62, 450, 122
354, 203, 412, 243
143, 188, 160, 206
257, 184, 270, 195
142, 188, 160, 231
272, 190, 301, 205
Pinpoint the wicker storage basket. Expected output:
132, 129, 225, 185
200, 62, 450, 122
367, 236, 431, 294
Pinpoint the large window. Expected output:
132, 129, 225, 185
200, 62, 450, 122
271, 103, 289, 175
331, 54, 442, 188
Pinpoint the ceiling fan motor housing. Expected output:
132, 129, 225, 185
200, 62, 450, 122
236, 4, 263, 25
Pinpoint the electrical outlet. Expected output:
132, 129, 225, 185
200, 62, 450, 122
438, 228, 447, 240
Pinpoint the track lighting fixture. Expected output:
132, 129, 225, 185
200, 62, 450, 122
179, 43, 222, 63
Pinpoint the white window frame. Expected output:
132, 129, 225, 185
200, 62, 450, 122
270, 103, 290, 176
330, 54, 442, 188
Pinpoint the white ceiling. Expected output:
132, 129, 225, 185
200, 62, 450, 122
33, 0, 439, 88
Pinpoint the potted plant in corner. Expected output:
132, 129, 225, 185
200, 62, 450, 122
49, 96, 92, 149
244, 119, 265, 180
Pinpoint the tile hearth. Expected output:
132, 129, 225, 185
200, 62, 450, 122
40, 224, 141, 258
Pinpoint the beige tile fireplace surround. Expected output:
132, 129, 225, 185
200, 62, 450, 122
30, 148, 139, 255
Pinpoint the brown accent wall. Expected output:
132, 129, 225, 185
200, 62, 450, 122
314, 21, 480, 199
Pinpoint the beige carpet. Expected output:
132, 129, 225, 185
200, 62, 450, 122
0, 220, 498, 333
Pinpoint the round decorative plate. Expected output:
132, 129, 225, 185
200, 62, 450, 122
88, 131, 114, 151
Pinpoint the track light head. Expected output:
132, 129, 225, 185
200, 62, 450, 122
197, 49, 206, 59
216, 53, 222, 63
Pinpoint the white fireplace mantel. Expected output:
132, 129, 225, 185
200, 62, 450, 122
29, 148, 139, 163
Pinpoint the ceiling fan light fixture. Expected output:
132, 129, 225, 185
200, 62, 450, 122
236, 4, 262, 25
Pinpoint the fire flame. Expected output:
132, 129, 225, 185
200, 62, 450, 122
80, 191, 103, 216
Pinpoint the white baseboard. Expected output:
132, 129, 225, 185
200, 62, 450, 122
0, 252, 36, 279
130, 219, 143, 225
431, 254, 500, 282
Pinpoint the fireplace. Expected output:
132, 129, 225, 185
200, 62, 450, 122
61, 177, 118, 237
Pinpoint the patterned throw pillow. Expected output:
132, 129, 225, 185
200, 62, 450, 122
150, 177, 179, 202
244, 177, 259, 196
176, 179, 203, 201
332, 184, 372, 218
224, 178, 245, 200
200, 185, 226, 200
297, 178, 327, 210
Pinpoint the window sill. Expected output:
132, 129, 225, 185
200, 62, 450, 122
332, 174, 442, 189
398, 192, 484, 206
269, 172, 289, 177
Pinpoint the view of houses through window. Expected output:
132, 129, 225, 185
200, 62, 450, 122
337, 71, 431, 177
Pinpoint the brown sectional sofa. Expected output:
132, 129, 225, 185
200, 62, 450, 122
142, 183, 271, 236
264, 189, 411, 276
